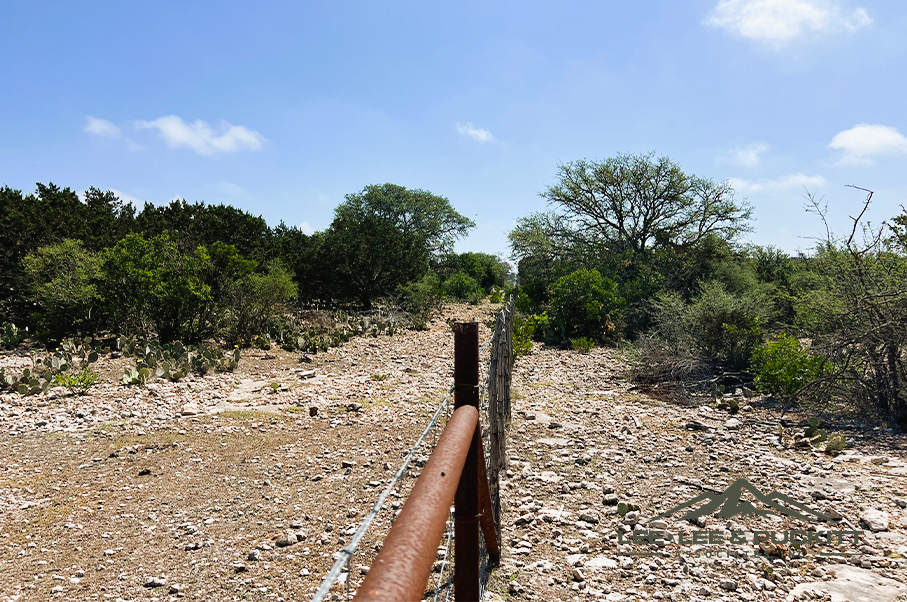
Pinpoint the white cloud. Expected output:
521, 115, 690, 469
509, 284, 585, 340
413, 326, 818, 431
729, 173, 827, 194
720, 142, 771, 167
456, 122, 495, 143
828, 124, 907, 165
80, 188, 144, 207
109, 189, 145, 207
135, 115, 266, 155
705, 0, 872, 46
216, 181, 246, 195
300, 222, 315, 235
84, 116, 121, 139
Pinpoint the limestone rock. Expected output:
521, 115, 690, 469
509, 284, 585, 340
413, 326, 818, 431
860, 508, 890, 532
791, 564, 907, 601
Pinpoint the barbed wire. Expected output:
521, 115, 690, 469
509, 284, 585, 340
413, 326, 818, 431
310, 384, 456, 602
431, 509, 454, 602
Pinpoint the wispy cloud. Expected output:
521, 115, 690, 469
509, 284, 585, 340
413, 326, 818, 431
84, 116, 121, 139
80, 188, 145, 207
109, 189, 145, 207
720, 142, 771, 168
730, 173, 827, 194
456, 122, 495, 143
216, 181, 246, 195
300, 222, 315, 235
828, 124, 907, 165
135, 115, 266, 155
705, 0, 871, 47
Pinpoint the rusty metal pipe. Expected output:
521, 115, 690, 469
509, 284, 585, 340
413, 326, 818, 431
353, 405, 479, 602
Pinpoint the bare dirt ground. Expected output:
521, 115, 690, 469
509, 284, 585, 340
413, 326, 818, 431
0, 305, 493, 602
3, 303, 907, 602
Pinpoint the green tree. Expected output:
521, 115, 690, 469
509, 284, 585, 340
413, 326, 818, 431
509, 212, 585, 309
321, 184, 473, 305
21, 239, 103, 341
78, 188, 137, 251
0, 184, 87, 321
336, 183, 474, 257
99, 233, 213, 342
135, 200, 272, 260
540, 153, 752, 254
442, 272, 483, 302
267, 222, 322, 301
319, 213, 423, 306
438, 252, 512, 292
222, 260, 297, 343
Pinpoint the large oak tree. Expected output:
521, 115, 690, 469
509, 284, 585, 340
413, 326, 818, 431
534, 152, 752, 256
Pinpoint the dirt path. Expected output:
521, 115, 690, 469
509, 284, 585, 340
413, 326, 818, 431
2, 304, 907, 602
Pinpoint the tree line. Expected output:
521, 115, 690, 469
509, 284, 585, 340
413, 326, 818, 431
0, 182, 511, 344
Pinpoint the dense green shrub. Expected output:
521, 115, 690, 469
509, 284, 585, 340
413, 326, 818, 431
437, 252, 512, 292
752, 334, 831, 400
513, 313, 549, 357
570, 337, 594, 353
21, 239, 102, 342
515, 289, 533, 314
651, 280, 770, 368
398, 272, 443, 330
99, 233, 213, 342
547, 269, 622, 343
442, 271, 483, 302
222, 260, 297, 344
688, 281, 767, 367
51, 367, 100, 394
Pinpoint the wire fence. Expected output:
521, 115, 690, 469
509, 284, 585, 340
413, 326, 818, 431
311, 295, 515, 601
311, 386, 455, 602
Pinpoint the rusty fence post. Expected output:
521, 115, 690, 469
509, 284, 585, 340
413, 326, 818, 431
453, 322, 479, 602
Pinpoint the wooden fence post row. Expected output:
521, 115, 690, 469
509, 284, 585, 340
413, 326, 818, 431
486, 295, 515, 541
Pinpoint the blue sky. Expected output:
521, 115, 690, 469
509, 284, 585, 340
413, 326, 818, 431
2, 0, 906, 257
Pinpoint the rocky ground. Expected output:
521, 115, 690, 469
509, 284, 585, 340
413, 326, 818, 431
488, 350, 907, 602
2, 303, 907, 602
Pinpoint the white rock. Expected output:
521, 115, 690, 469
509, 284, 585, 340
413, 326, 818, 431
860, 508, 889, 532
791, 563, 907, 601
180, 403, 200, 416
144, 576, 167, 588
584, 557, 618, 570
